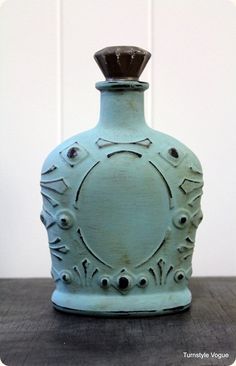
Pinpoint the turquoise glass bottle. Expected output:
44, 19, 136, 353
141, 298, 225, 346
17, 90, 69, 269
40, 46, 203, 316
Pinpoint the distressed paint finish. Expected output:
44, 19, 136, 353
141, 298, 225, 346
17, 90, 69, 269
40, 46, 203, 316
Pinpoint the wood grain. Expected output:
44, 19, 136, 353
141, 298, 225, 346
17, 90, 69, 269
0, 278, 235, 366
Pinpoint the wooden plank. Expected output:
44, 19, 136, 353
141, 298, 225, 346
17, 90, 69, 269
0, 278, 235, 365
0, 0, 59, 276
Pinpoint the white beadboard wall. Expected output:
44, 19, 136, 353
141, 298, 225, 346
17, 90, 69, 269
0, 0, 235, 277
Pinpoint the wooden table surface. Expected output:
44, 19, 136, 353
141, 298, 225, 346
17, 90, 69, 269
0, 278, 235, 366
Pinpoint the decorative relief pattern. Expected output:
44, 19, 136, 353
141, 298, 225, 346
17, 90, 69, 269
60, 142, 89, 167
107, 150, 142, 158
148, 259, 174, 286
174, 270, 186, 283
41, 165, 57, 175
56, 209, 74, 230
188, 194, 202, 208
50, 247, 69, 261
48, 237, 69, 261
172, 164, 203, 276
41, 192, 59, 208
189, 163, 203, 175
191, 209, 203, 228
158, 146, 186, 167
40, 209, 55, 229
177, 239, 194, 261
73, 258, 99, 286
98, 268, 149, 294
179, 178, 203, 195
40, 178, 68, 195
41, 139, 203, 296
96, 137, 152, 149
172, 209, 190, 229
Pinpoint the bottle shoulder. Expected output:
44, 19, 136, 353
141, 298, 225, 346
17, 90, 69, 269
41, 128, 95, 174
149, 129, 203, 173
41, 126, 203, 176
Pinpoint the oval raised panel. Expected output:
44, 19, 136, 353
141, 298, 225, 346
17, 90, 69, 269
78, 154, 170, 268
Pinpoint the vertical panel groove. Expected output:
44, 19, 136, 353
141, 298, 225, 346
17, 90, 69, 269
148, 0, 153, 126
57, 0, 63, 142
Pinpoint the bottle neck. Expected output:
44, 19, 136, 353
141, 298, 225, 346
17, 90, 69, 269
96, 81, 149, 131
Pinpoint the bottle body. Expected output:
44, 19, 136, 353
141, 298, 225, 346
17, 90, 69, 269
40, 81, 203, 316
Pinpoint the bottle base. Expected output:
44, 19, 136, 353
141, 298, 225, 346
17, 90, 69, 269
51, 289, 191, 317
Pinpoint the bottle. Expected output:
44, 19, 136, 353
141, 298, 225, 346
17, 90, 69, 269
40, 46, 203, 316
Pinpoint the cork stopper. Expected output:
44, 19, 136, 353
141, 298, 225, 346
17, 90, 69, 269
94, 46, 151, 81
